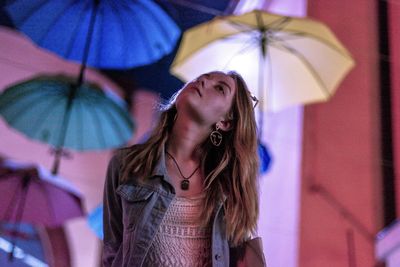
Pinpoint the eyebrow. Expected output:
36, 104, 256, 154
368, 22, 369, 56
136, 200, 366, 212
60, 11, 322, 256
205, 73, 232, 94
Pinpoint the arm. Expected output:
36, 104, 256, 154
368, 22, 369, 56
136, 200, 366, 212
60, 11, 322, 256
102, 153, 123, 266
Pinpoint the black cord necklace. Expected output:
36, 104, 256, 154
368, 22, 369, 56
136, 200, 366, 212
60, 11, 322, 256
166, 151, 200, 191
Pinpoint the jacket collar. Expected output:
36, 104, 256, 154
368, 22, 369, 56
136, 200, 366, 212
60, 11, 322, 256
150, 145, 172, 184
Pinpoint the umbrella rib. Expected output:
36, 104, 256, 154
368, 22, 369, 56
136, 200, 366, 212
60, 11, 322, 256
159, 0, 224, 16
271, 42, 331, 98
9, 0, 46, 26
171, 32, 260, 67
41, 182, 57, 226
102, 102, 127, 147
115, 2, 152, 61
89, 98, 107, 149
226, 20, 258, 34
8, 0, 52, 42
97, 2, 106, 67
264, 15, 292, 31
141, 1, 171, 41
271, 31, 354, 60
0, 90, 50, 124
222, 39, 260, 70
107, 1, 129, 67
134, 1, 161, 57
36, 1, 75, 45
102, 100, 131, 147
28, 94, 67, 140
80, 92, 105, 150
265, 45, 274, 112
213, 31, 260, 43
226, 14, 291, 34
65, 1, 92, 59
76, 95, 84, 150
1, 178, 24, 222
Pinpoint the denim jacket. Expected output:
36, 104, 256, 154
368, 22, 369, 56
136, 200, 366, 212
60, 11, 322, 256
102, 148, 231, 267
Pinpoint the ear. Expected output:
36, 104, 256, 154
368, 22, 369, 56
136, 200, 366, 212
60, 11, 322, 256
217, 119, 233, 132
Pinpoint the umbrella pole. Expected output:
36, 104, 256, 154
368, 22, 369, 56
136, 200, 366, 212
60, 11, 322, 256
257, 15, 267, 139
51, 0, 100, 174
52, 148, 63, 175
76, 0, 99, 87
8, 174, 31, 261
258, 53, 265, 139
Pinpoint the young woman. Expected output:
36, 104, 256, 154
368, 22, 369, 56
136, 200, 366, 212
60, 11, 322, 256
102, 71, 262, 267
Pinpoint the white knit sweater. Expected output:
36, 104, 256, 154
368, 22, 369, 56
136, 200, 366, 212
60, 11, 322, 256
143, 194, 212, 267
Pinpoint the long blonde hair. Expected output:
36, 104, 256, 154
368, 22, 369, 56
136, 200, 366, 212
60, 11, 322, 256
120, 71, 259, 246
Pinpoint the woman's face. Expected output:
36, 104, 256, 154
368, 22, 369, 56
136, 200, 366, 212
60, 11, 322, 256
176, 72, 236, 126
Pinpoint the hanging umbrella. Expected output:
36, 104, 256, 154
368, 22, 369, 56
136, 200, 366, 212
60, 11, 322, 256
0, 26, 123, 95
155, 0, 236, 30
0, 157, 84, 260
101, 0, 237, 100
4, 0, 181, 69
258, 142, 272, 175
170, 9, 355, 112
0, 75, 134, 174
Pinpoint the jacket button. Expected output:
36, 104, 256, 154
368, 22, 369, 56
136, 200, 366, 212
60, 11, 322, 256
215, 254, 222, 261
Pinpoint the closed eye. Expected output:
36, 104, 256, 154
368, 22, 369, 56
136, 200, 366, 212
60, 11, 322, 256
216, 85, 225, 94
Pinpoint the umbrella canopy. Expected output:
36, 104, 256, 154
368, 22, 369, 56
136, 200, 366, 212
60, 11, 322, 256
171, 10, 355, 112
0, 158, 84, 227
0, 157, 84, 260
0, 26, 123, 95
0, 75, 134, 173
102, 0, 236, 100
4, 0, 181, 69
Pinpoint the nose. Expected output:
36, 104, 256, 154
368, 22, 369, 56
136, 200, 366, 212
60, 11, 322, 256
197, 76, 208, 89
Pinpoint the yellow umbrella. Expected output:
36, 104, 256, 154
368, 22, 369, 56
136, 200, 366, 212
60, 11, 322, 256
171, 10, 355, 112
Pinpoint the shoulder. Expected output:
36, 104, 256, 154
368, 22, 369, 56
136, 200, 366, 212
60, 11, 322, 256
107, 145, 143, 184
109, 145, 141, 168
109, 147, 129, 165
106, 147, 132, 181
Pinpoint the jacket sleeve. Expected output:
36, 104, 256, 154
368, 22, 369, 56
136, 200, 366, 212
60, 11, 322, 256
102, 152, 124, 266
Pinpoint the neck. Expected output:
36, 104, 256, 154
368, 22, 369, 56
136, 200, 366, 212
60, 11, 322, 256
166, 114, 210, 162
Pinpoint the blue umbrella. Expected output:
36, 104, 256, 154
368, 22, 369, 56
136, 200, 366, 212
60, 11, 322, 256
102, 0, 236, 99
0, 75, 135, 174
258, 142, 272, 175
4, 0, 180, 69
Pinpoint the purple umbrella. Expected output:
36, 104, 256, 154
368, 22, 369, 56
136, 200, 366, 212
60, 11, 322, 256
0, 156, 84, 260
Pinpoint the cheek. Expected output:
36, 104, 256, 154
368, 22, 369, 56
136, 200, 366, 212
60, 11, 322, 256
212, 102, 231, 118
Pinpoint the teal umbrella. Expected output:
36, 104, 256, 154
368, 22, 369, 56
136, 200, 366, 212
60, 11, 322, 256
0, 75, 134, 174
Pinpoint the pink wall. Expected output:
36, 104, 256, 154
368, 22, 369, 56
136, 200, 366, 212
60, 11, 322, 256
299, 0, 383, 266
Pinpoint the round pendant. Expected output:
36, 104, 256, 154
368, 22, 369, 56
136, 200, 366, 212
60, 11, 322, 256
181, 180, 190, 190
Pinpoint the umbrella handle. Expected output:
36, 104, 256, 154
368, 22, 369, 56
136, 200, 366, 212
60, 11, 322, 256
50, 148, 72, 175
52, 148, 62, 175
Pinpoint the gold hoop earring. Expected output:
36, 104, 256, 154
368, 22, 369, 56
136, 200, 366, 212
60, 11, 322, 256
210, 125, 223, 147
